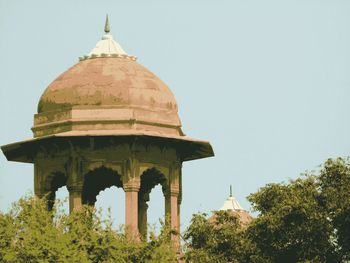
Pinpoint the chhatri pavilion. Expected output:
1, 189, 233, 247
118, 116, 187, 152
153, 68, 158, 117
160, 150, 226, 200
1, 16, 214, 242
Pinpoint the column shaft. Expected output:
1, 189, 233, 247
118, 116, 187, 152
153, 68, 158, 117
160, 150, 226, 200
165, 194, 171, 219
34, 167, 55, 211
69, 187, 83, 213
66, 152, 84, 213
170, 195, 178, 231
165, 192, 180, 247
177, 198, 181, 232
138, 199, 148, 240
125, 190, 139, 239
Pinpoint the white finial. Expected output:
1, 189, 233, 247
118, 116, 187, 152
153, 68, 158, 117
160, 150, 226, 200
79, 16, 137, 61
104, 14, 110, 33
220, 186, 244, 211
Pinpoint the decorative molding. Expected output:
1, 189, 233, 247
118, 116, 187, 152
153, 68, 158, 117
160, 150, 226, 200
139, 163, 169, 179
123, 177, 141, 192
79, 54, 137, 62
67, 184, 84, 193
86, 161, 123, 176
65, 154, 84, 187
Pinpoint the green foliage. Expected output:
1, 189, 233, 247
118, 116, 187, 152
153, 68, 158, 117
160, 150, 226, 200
184, 157, 350, 263
319, 158, 350, 260
247, 177, 337, 262
0, 196, 177, 263
183, 211, 249, 263
1, 157, 349, 262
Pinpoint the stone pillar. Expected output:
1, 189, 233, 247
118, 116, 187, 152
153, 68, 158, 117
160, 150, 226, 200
165, 192, 171, 220
170, 194, 179, 233
66, 152, 84, 213
34, 188, 55, 211
68, 185, 83, 213
34, 162, 54, 210
138, 192, 149, 240
165, 162, 181, 248
177, 196, 182, 232
123, 158, 141, 240
34, 164, 40, 196
34, 162, 44, 199
164, 190, 179, 245
178, 167, 182, 232
124, 177, 140, 240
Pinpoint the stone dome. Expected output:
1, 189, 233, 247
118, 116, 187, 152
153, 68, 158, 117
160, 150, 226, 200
32, 26, 186, 139
208, 189, 253, 228
38, 58, 178, 115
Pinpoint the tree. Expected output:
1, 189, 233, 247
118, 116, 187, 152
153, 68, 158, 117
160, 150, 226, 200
0, 195, 177, 263
247, 177, 338, 262
183, 210, 257, 263
246, 157, 350, 262
1, 157, 349, 262
184, 157, 350, 262
319, 158, 350, 261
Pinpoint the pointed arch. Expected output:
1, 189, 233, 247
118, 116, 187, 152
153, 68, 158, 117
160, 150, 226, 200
138, 167, 169, 239
139, 167, 168, 202
82, 166, 123, 205
45, 171, 66, 210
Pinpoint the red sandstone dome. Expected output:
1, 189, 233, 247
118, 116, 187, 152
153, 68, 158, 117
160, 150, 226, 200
34, 56, 184, 138
38, 58, 178, 116
32, 28, 186, 139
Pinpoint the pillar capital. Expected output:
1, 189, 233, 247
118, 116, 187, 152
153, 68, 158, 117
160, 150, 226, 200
123, 177, 140, 192
124, 157, 140, 177
66, 156, 85, 189
163, 186, 180, 197
67, 184, 84, 193
123, 156, 141, 192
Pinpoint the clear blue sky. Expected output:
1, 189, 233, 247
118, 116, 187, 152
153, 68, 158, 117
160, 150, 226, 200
1, 0, 350, 230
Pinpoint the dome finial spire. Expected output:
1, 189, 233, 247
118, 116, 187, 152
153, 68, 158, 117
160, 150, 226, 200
230, 185, 232, 197
104, 14, 110, 33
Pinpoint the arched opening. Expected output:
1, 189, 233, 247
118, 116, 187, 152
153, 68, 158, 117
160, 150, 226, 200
82, 166, 123, 205
55, 185, 69, 214
138, 168, 168, 240
147, 184, 164, 235
95, 186, 125, 229
46, 172, 66, 211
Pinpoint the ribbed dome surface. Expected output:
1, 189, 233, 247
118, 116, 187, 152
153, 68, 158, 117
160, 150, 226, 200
38, 58, 178, 114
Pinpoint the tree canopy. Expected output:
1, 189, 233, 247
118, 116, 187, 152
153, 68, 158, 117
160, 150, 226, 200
183, 157, 350, 263
0, 158, 349, 262
0, 196, 177, 263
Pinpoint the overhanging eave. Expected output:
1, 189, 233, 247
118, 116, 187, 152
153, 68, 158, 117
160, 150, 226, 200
1, 133, 214, 163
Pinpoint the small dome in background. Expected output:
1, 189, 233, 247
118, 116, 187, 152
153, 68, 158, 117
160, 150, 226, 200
220, 196, 244, 211
210, 186, 253, 228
